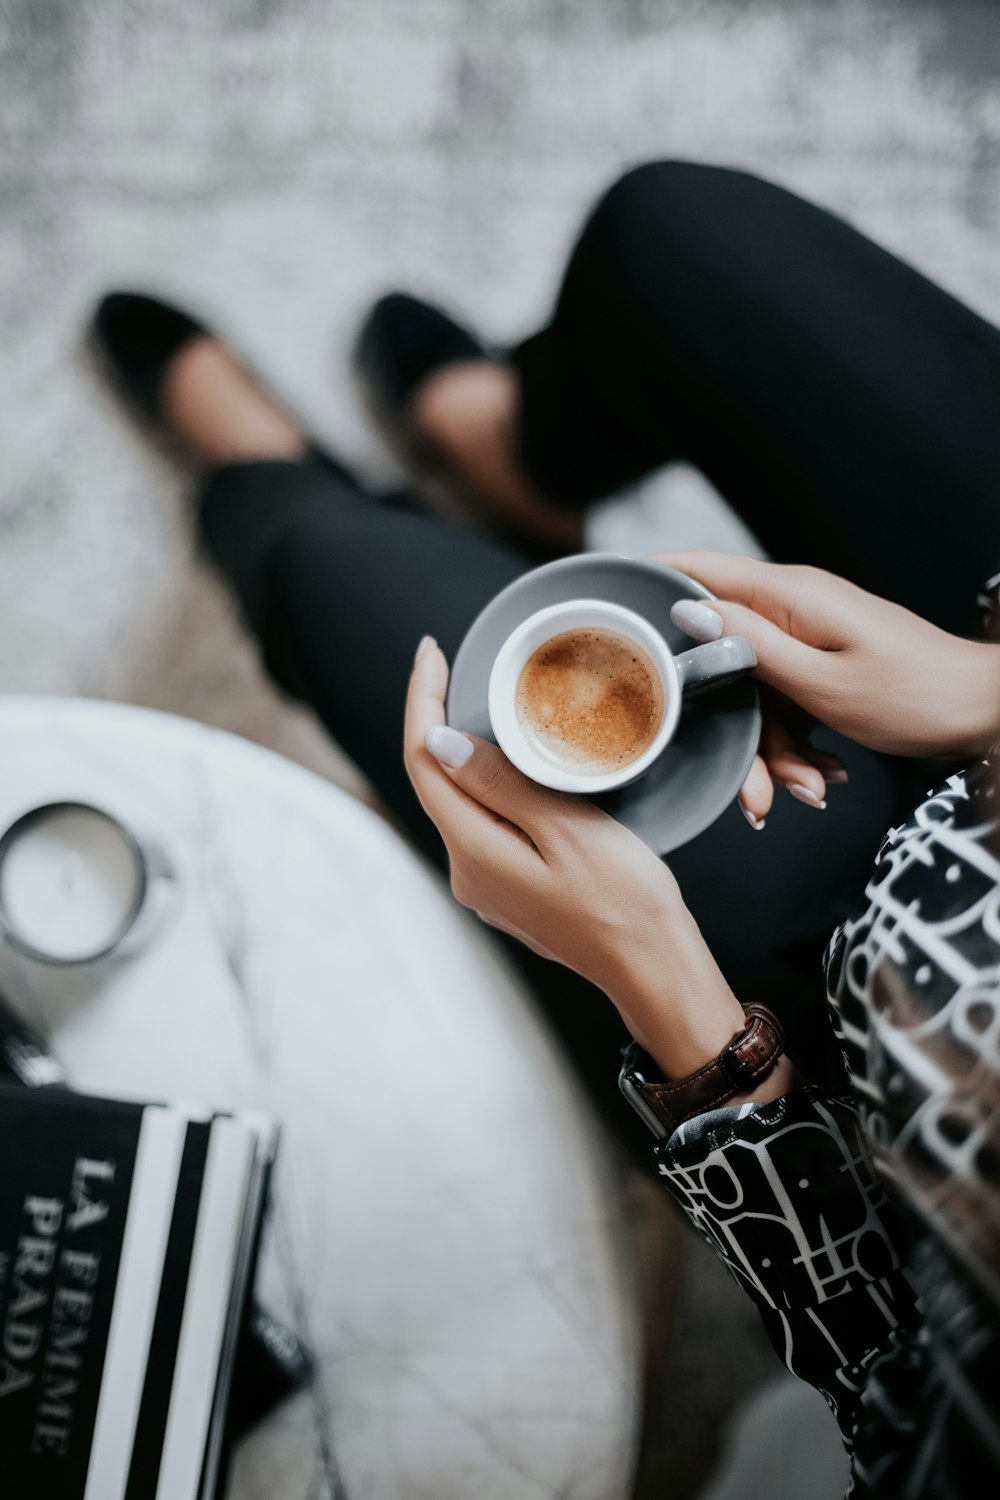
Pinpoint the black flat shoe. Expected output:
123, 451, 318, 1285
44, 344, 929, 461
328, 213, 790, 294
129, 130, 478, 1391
92, 289, 361, 491
91, 291, 208, 419
353, 289, 491, 438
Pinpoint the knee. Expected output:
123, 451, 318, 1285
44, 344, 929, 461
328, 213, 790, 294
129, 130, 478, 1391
600, 159, 702, 212
587, 159, 787, 254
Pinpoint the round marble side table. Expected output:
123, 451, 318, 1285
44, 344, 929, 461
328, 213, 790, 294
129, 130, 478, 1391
0, 697, 640, 1500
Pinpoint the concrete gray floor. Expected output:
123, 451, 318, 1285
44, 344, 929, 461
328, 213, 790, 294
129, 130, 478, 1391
2, 2, 999, 1495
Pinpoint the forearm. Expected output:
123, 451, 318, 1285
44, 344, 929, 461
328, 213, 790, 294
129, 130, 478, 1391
943, 639, 1000, 759
603, 892, 803, 1100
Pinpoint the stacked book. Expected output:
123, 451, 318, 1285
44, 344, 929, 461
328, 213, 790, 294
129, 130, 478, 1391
0, 1001, 280, 1500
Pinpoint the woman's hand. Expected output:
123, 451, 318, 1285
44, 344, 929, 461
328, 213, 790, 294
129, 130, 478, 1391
404, 635, 752, 1080
660, 552, 1000, 828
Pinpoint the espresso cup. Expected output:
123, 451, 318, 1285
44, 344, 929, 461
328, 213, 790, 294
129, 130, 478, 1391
488, 598, 755, 794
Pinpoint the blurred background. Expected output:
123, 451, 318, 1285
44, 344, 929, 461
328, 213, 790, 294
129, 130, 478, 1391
1, 1, 998, 1495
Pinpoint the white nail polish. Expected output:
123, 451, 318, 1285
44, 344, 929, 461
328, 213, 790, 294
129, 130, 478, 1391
670, 599, 724, 643
741, 806, 766, 831
414, 634, 434, 665
788, 783, 827, 810
425, 725, 473, 768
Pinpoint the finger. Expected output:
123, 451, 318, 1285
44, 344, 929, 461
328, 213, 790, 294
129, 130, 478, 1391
738, 754, 773, 829
759, 716, 827, 810
671, 588, 827, 711
756, 686, 846, 785
423, 722, 577, 850
804, 748, 849, 785
404, 634, 448, 759
403, 637, 502, 842
656, 551, 851, 642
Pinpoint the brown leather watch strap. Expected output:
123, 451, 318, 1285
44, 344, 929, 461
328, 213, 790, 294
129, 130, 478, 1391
640, 1005, 785, 1133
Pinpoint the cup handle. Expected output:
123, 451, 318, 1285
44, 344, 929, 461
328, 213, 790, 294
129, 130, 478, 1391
674, 635, 756, 697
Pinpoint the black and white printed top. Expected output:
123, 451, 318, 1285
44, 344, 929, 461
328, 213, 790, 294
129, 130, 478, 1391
655, 575, 1000, 1499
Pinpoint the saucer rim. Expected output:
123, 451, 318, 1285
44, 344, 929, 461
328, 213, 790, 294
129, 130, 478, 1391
447, 552, 761, 854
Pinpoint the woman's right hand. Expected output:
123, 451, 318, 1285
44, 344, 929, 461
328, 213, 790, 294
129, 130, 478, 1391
656, 552, 1000, 824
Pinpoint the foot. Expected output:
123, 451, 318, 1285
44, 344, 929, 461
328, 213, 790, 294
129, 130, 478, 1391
355, 292, 582, 552
93, 291, 307, 466
411, 359, 582, 551
161, 338, 307, 465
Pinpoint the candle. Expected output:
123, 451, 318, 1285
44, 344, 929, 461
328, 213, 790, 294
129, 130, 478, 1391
0, 804, 146, 963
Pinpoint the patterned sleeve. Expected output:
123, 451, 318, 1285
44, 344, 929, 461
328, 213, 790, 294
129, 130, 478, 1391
653, 1086, 921, 1495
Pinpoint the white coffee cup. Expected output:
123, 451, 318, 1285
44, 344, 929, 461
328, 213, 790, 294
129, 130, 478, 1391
488, 598, 754, 794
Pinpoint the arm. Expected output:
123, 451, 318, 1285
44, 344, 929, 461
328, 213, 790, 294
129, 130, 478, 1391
405, 640, 923, 1491
404, 553, 1000, 1493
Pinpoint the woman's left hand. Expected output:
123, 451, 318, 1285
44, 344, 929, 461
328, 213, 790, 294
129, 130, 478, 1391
404, 636, 748, 1076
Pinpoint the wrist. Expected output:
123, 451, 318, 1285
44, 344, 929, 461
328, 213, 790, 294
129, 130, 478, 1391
603, 901, 746, 1079
620, 1004, 798, 1139
941, 641, 1000, 759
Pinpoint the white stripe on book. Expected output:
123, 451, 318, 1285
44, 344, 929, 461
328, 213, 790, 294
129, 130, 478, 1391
84, 1105, 190, 1500
155, 1117, 257, 1500
199, 1115, 279, 1496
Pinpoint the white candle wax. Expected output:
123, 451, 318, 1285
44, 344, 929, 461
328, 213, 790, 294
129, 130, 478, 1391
0, 807, 143, 960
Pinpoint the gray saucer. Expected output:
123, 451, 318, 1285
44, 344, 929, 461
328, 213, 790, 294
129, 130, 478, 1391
447, 553, 761, 856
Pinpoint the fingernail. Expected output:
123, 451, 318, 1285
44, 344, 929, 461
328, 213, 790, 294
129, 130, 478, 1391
425, 724, 473, 769
787, 783, 827, 810
414, 634, 435, 665
670, 599, 724, 642
824, 768, 849, 785
741, 806, 766, 831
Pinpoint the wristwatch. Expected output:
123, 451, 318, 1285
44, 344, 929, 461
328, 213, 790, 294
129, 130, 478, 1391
619, 1004, 785, 1140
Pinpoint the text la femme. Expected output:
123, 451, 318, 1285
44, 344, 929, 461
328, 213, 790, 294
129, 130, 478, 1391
0, 1158, 113, 1456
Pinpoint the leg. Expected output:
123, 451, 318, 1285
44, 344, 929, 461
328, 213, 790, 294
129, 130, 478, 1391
202, 457, 659, 1148
180, 309, 900, 1125
510, 161, 1000, 636
394, 167, 956, 1079
414, 162, 999, 636
152, 309, 901, 1145
203, 459, 529, 860
121, 319, 647, 1148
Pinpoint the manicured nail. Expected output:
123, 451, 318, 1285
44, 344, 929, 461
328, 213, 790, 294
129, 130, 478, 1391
425, 724, 473, 769
670, 599, 724, 642
824, 768, 849, 785
787, 782, 827, 810
741, 805, 766, 831
414, 634, 435, 665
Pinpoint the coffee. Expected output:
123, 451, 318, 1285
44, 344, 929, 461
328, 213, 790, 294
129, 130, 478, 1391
515, 628, 665, 775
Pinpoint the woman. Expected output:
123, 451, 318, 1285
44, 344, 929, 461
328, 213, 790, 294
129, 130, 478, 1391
94, 162, 1000, 1493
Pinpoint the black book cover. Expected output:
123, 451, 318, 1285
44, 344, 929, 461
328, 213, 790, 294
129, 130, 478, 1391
0, 1085, 143, 1497
0, 986, 309, 1446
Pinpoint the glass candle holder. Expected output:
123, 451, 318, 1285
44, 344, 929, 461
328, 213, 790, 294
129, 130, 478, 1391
0, 802, 176, 965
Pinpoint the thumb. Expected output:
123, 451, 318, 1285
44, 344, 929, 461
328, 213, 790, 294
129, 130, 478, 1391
423, 724, 570, 839
670, 597, 824, 705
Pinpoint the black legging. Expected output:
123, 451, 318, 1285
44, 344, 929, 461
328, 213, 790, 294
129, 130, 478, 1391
200, 162, 1000, 1156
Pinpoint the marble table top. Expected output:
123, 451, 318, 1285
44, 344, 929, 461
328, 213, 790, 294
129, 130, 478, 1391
0, 697, 640, 1499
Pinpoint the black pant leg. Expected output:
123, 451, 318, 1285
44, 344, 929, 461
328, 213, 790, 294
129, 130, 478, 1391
201, 457, 530, 857
513, 160, 1000, 635
200, 458, 655, 1151
509, 161, 956, 1080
